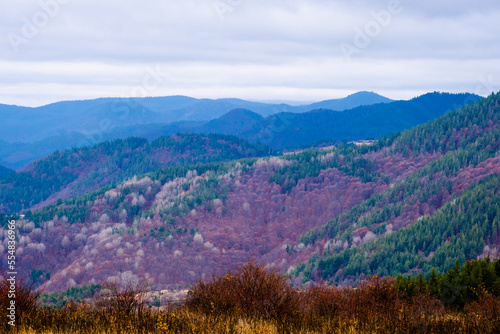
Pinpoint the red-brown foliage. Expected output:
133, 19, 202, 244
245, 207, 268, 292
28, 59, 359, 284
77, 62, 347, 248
186, 261, 300, 322
0, 271, 40, 332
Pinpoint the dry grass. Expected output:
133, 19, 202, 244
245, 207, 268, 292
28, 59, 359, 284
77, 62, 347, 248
2, 265, 500, 333
3, 302, 500, 334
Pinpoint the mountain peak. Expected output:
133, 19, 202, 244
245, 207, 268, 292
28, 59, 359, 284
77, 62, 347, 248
346, 91, 391, 100
200, 109, 264, 136
219, 108, 264, 121
306, 91, 393, 111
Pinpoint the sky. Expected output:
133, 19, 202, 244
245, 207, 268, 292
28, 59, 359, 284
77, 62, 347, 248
0, 0, 499, 107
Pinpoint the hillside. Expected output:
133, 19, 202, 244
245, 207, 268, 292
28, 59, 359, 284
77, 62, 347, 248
199, 109, 264, 136
291, 92, 500, 283
238, 92, 482, 148
0, 165, 13, 179
0, 133, 272, 213
1, 92, 499, 293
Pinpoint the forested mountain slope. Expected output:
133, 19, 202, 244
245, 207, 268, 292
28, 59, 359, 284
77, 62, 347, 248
199, 109, 264, 136
0, 165, 13, 180
0, 93, 498, 293
291, 92, 500, 283
238, 92, 482, 148
0, 133, 271, 213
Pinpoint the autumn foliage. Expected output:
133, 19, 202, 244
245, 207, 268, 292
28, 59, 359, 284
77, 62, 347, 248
0, 271, 39, 333
186, 261, 299, 322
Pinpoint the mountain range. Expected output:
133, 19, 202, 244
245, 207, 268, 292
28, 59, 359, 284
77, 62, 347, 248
197, 92, 481, 148
0, 92, 480, 169
0, 91, 498, 293
102, 92, 478, 150
0, 91, 388, 169
0, 91, 391, 142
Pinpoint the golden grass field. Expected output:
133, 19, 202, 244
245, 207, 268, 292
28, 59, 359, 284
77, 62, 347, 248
8, 308, 498, 334
2, 262, 499, 333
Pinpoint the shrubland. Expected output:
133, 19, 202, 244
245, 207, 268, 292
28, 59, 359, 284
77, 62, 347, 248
1, 260, 500, 333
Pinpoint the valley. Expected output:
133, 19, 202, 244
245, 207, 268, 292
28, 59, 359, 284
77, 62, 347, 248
1, 92, 498, 295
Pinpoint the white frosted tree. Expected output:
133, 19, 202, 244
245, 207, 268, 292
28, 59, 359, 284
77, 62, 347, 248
99, 213, 110, 224
23, 222, 35, 233
119, 209, 128, 222
61, 236, 71, 248
193, 233, 204, 243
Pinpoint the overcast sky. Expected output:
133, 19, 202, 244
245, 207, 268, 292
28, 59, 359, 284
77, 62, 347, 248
1, 0, 499, 107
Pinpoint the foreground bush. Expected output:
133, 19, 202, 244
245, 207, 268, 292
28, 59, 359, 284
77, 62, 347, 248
94, 281, 148, 316
0, 271, 39, 333
186, 261, 300, 324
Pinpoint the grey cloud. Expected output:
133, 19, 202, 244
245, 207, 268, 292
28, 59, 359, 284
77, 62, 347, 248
0, 0, 499, 106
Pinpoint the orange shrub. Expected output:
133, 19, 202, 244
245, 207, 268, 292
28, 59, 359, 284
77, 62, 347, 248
0, 272, 39, 333
186, 261, 300, 322
301, 285, 346, 319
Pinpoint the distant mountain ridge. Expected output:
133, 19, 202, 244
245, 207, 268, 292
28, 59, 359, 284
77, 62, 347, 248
304, 91, 392, 111
194, 92, 482, 149
0, 92, 390, 169
0, 91, 391, 143
0, 92, 480, 169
